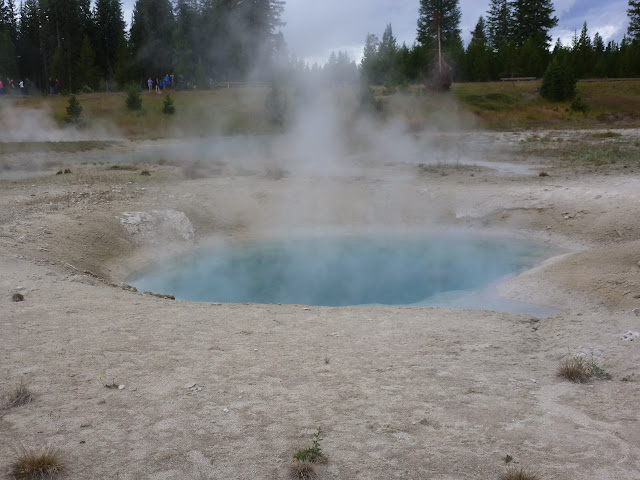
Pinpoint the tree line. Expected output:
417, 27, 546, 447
361, 0, 640, 86
0, 0, 286, 93
1, 0, 639, 94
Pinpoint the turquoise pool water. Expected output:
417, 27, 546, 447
129, 231, 558, 314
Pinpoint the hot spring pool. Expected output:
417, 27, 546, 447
129, 231, 559, 315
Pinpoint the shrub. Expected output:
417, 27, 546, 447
500, 467, 539, 480
540, 58, 576, 102
9, 447, 64, 479
162, 94, 175, 114
125, 84, 142, 111
4, 380, 33, 409
65, 95, 83, 123
570, 95, 588, 113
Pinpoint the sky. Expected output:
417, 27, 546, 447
120, 0, 631, 65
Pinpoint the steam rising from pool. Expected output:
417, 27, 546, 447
130, 231, 557, 314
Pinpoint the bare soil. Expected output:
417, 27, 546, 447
1, 131, 639, 479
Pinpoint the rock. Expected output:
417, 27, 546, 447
118, 385, 125, 390
184, 382, 197, 389
223, 408, 229, 413
633, 309, 640, 317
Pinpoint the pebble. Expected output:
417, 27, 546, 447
223, 408, 229, 413
184, 382, 197, 389
118, 385, 125, 390
622, 331, 639, 341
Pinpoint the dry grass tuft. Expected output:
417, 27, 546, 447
288, 461, 317, 480
9, 447, 64, 479
500, 467, 539, 480
557, 356, 590, 383
12, 293, 24, 302
4, 381, 33, 409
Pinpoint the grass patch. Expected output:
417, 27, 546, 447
557, 354, 610, 383
9, 447, 63, 479
106, 163, 138, 171
3, 381, 33, 409
500, 467, 539, 480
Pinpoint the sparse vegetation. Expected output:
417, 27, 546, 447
500, 466, 539, 480
4, 381, 33, 409
294, 427, 324, 464
504, 454, 513, 464
557, 354, 610, 383
12, 293, 24, 302
288, 461, 317, 480
9, 447, 64, 479
621, 373, 636, 382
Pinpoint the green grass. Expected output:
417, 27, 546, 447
0, 140, 115, 154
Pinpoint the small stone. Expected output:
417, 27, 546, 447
223, 408, 229, 413
633, 309, 640, 317
118, 384, 125, 390
303, 307, 310, 310
184, 382, 196, 389
531, 379, 537, 383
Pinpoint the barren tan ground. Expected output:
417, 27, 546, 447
1, 130, 640, 479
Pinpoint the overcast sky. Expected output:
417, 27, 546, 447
120, 0, 630, 65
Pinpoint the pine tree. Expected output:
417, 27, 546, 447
466, 17, 490, 81
130, 0, 175, 76
417, 0, 462, 51
573, 22, 593, 78
16, 0, 42, 87
0, 27, 17, 78
94, 0, 126, 82
511, 0, 558, 48
486, 0, 512, 51
629, 1, 640, 40
378, 24, 399, 85
360, 33, 380, 84
77, 35, 100, 90
65, 94, 83, 123
540, 57, 575, 101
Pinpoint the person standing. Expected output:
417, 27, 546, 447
0, 79, 4, 95
55, 78, 60, 94
19, 79, 24, 95
147, 77, 153, 93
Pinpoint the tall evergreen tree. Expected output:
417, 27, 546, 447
130, 0, 175, 77
416, 0, 462, 50
629, 0, 640, 40
486, 0, 512, 51
573, 22, 593, 78
466, 16, 490, 81
378, 23, 399, 85
360, 32, 380, 84
511, 0, 558, 48
77, 35, 100, 89
94, 0, 126, 83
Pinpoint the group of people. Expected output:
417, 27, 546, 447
48, 77, 61, 95
147, 74, 185, 93
0, 77, 32, 95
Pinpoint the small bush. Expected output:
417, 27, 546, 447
9, 447, 64, 479
12, 293, 24, 302
288, 461, 317, 480
294, 427, 324, 464
557, 354, 609, 383
540, 57, 576, 102
125, 84, 142, 111
4, 381, 33, 409
162, 94, 175, 114
500, 467, 539, 480
65, 95, 83, 124
570, 95, 588, 113
557, 356, 590, 383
